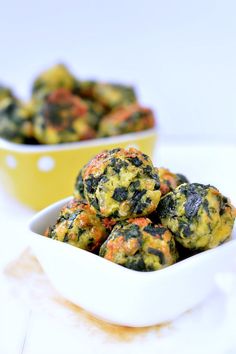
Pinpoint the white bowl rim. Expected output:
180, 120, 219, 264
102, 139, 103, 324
29, 195, 236, 280
0, 128, 157, 153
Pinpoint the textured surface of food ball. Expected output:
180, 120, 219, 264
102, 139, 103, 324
32, 64, 77, 99
158, 183, 236, 250
74, 81, 109, 129
158, 167, 189, 196
76, 81, 136, 109
75, 80, 97, 99
99, 218, 178, 271
74, 165, 87, 200
93, 83, 136, 110
84, 99, 106, 130
0, 97, 33, 143
45, 198, 109, 252
98, 104, 155, 137
80, 148, 161, 219
33, 88, 96, 144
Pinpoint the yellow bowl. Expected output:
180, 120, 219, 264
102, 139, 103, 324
0, 129, 157, 210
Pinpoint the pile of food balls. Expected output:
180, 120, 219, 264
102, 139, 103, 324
0, 64, 155, 144
45, 147, 236, 272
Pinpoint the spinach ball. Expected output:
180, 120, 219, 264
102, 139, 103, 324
0, 96, 34, 143
75, 80, 136, 109
158, 183, 236, 250
78, 148, 161, 219
99, 217, 178, 271
45, 198, 109, 253
33, 88, 96, 144
32, 63, 77, 99
90, 82, 137, 110
98, 104, 155, 137
157, 167, 189, 196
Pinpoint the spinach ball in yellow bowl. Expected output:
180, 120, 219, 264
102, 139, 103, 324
0, 96, 34, 143
32, 63, 78, 100
34, 88, 96, 144
157, 183, 236, 250
98, 104, 155, 137
75, 147, 161, 219
99, 217, 178, 271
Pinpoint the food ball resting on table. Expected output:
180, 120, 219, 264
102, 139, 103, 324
76, 147, 161, 219
99, 217, 178, 271
45, 198, 109, 253
98, 104, 155, 137
157, 167, 189, 196
33, 88, 96, 144
0, 96, 34, 143
157, 183, 236, 250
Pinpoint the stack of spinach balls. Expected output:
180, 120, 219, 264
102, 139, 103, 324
45, 148, 236, 272
0, 64, 155, 144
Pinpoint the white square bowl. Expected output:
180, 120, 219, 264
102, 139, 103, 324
28, 197, 236, 327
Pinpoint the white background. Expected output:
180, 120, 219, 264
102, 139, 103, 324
0, 0, 236, 142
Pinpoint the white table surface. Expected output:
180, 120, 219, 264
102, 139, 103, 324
0, 140, 236, 354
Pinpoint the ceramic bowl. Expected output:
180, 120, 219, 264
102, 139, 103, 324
28, 196, 236, 327
0, 129, 157, 210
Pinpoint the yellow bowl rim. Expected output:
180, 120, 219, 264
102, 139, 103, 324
0, 128, 157, 153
